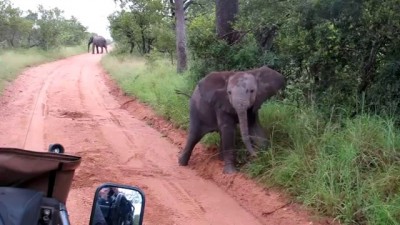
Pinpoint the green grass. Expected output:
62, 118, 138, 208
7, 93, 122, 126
0, 45, 86, 92
101, 54, 191, 129
102, 54, 400, 225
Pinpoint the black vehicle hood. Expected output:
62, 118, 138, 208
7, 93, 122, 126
0, 147, 81, 204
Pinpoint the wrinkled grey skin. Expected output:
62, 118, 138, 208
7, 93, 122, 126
178, 66, 285, 174
88, 36, 108, 54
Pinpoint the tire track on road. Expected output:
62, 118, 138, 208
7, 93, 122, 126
23, 63, 67, 150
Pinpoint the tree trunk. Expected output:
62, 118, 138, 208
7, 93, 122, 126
140, 26, 146, 54
358, 41, 380, 94
175, 0, 188, 73
216, 0, 239, 44
129, 41, 135, 54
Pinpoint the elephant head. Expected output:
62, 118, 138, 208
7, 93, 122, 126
198, 66, 285, 156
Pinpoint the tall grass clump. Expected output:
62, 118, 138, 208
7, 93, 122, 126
0, 46, 85, 92
102, 54, 400, 224
247, 104, 400, 224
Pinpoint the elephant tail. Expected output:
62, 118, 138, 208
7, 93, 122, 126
174, 89, 191, 98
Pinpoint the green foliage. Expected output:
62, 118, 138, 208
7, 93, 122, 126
110, 0, 166, 55
0, 1, 32, 48
186, 0, 400, 121
187, 11, 276, 78
0, 1, 88, 50
152, 23, 176, 61
0, 45, 86, 92
58, 16, 88, 46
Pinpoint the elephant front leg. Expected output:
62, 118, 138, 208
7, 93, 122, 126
219, 124, 237, 174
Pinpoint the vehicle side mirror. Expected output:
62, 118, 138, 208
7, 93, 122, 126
89, 183, 145, 225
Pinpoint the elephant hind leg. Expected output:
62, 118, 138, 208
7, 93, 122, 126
178, 124, 208, 166
218, 138, 223, 161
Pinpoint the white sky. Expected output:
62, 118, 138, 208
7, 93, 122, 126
11, 0, 120, 40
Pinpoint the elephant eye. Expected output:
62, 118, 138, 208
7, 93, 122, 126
228, 91, 231, 95
250, 90, 254, 93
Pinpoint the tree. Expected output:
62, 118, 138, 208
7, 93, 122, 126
59, 16, 88, 46
113, 0, 164, 54
113, 0, 189, 71
175, 0, 187, 72
215, 0, 238, 44
152, 23, 176, 63
0, 1, 32, 48
108, 11, 138, 53
0, 2, 87, 50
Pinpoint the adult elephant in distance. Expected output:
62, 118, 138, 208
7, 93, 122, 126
88, 35, 108, 54
178, 66, 286, 174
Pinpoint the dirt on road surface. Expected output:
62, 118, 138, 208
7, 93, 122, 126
0, 53, 336, 225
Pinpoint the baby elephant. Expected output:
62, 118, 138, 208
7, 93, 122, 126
178, 66, 285, 174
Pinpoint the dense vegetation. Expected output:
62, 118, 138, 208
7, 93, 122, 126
0, 0, 88, 49
105, 0, 400, 224
0, 0, 89, 92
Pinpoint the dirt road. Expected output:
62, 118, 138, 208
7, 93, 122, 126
0, 53, 333, 225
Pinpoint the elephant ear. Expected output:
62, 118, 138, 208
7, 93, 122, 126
198, 72, 235, 113
253, 66, 285, 112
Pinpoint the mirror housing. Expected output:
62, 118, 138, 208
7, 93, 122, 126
89, 183, 145, 225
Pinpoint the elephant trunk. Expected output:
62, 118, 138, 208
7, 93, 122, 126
237, 107, 256, 157
88, 37, 93, 52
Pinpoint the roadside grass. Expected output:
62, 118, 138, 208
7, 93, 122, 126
101, 54, 191, 129
102, 54, 400, 225
0, 45, 85, 92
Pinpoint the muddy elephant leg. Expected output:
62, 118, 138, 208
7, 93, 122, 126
218, 138, 223, 161
248, 112, 268, 149
178, 122, 207, 166
219, 123, 237, 174
216, 112, 237, 173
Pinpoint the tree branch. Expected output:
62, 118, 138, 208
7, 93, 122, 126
183, 0, 195, 11
174, 89, 191, 98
